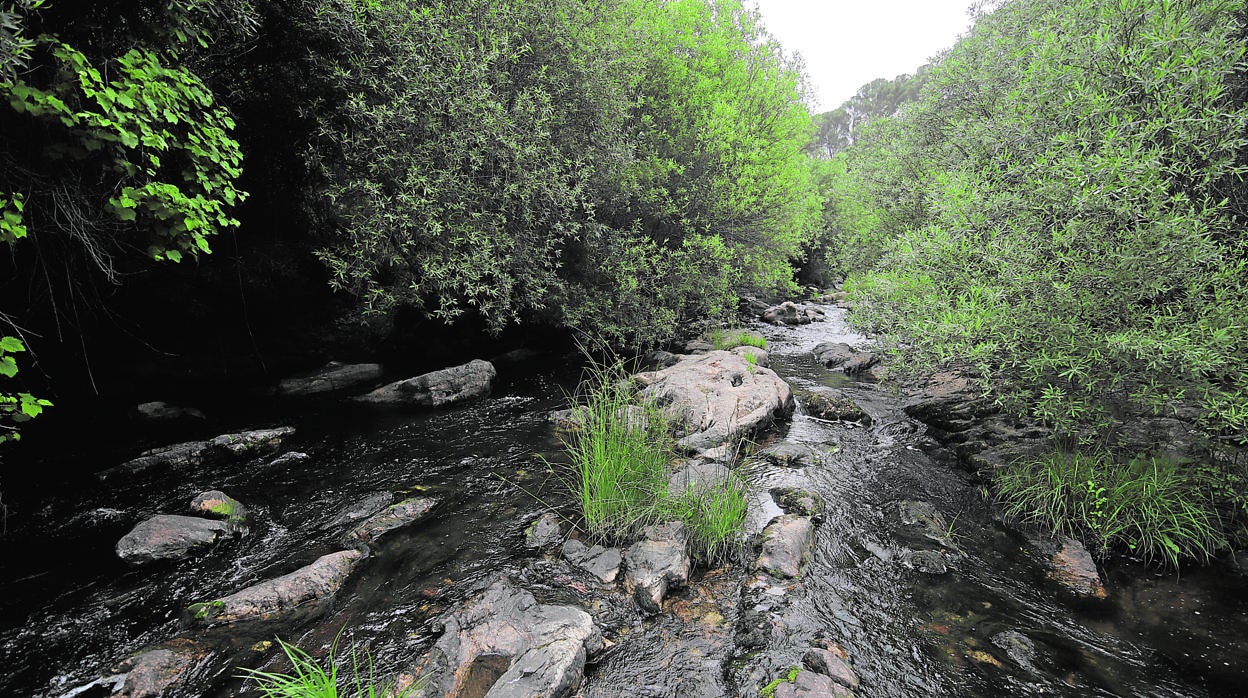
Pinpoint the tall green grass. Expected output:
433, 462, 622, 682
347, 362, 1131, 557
240, 637, 422, 698
707, 327, 767, 351
995, 450, 1226, 568
558, 358, 748, 562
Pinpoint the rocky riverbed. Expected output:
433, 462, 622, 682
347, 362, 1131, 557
2, 304, 1246, 697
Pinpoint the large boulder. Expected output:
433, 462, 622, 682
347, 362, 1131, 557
190, 549, 362, 624
761, 301, 811, 326
634, 351, 793, 454
344, 497, 437, 546
667, 459, 741, 499
798, 388, 870, 424
624, 521, 691, 612
100, 440, 210, 480
413, 578, 602, 698
356, 359, 496, 407
111, 641, 207, 698
277, 361, 385, 396
116, 515, 231, 564
812, 342, 878, 374
756, 515, 815, 579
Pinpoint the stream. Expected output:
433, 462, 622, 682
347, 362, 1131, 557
1, 305, 1245, 697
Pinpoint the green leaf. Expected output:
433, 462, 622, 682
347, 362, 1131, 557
0, 336, 24, 353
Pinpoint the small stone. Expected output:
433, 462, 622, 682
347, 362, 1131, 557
763, 442, 822, 468
992, 630, 1038, 672
1047, 536, 1107, 598
525, 512, 563, 549
624, 522, 691, 612
269, 451, 310, 467
344, 497, 437, 545
770, 487, 825, 520
901, 549, 948, 575
756, 515, 815, 579
563, 539, 623, 583
803, 647, 860, 690
321, 492, 394, 530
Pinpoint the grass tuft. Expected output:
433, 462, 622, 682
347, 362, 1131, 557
239, 636, 422, 698
995, 450, 1227, 568
707, 327, 767, 351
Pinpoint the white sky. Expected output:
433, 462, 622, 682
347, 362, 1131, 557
750, 0, 975, 111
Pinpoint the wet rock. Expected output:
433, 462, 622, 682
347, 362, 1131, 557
321, 491, 394, 530
811, 342, 853, 368
992, 630, 1038, 672
526, 512, 564, 549
268, 451, 310, 467
356, 359, 496, 407
901, 549, 948, 575
624, 521, 691, 612
344, 497, 437, 546
798, 388, 870, 424
111, 641, 205, 698
101, 440, 210, 479
684, 339, 715, 354
841, 353, 879, 375
413, 577, 601, 698
774, 670, 854, 698
756, 515, 815, 579
132, 401, 206, 423
277, 361, 385, 396
733, 344, 771, 368
548, 407, 586, 433
763, 442, 823, 468
804, 307, 826, 323
770, 487, 825, 521
562, 539, 622, 583
643, 350, 681, 369
668, 459, 740, 499
190, 490, 247, 522
762, 301, 811, 326
205, 426, 296, 460
634, 351, 794, 454
903, 370, 994, 434
116, 515, 231, 564
803, 647, 860, 690
190, 549, 362, 624
895, 500, 955, 549
1042, 536, 1108, 598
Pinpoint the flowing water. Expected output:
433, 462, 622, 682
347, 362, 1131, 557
1, 307, 1245, 697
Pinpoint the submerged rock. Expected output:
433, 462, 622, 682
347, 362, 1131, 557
268, 451, 310, 467
763, 442, 824, 468
771, 487, 825, 521
803, 647, 860, 690
190, 490, 247, 522
562, 539, 622, 583
1043, 536, 1108, 598
798, 388, 870, 424
356, 359, 496, 407
101, 440, 210, 479
992, 630, 1039, 672
756, 515, 815, 579
413, 577, 601, 698
116, 515, 231, 564
900, 549, 948, 575
321, 491, 394, 530
190, 549, 362, 624
525, 512, 564, 549
111, 640, 206, 698
634, 351, 793, 454
277, 361, 385, 396
624, 521, 691, 612
132, 401, 206, 423
344, 497, 437, 546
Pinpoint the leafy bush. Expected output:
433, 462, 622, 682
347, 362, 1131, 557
995, 451, 1228, 567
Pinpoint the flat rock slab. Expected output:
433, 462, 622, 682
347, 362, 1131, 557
356, 359, 496, 407
624, 521, 691, 612
190, 549, 362, 624
116, 515, 231, 564
344, 497, 437, 545
277, 361, 385, 396
101, 440, 210, 480
774, 669, 855, 698
321, 491, 394, 530
763, 442, 823, 468
756, 515, 815, 579
413, 577, 601, 698
562, 539, 622, 583
812, 342, 878, 375
634, 351, 793, 454
206, 427, 296, 460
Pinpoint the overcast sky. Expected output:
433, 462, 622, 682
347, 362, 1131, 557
750, 0, 975, 111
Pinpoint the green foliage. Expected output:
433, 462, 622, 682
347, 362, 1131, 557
240, 636, 421, 698
308, 0, 817, 346
810, 66, 931, 159
821, 0, 1248, 451
706, 328, 767, 351
0, 0, 42, 82
671, 476, 747, 564
760, 666, 802, 698
995, 450, 1228, 567
5, 37, 245, 262
0, 336, 50, 445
